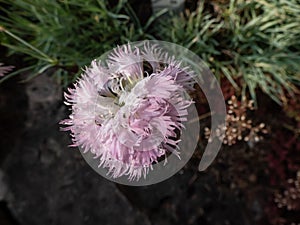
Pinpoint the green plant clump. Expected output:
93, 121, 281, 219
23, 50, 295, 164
156, 0, 300, 103
1, 0, 300, 104
0, 0, 160, 85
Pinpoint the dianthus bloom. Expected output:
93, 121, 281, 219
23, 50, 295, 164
61, 43, 195, 180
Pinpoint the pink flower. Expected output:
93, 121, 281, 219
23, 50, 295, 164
61, 43, 194, 180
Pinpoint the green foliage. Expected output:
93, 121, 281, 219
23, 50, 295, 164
1, 0, 299, 104
156, 0, 300, 103
0, 0, 157, 85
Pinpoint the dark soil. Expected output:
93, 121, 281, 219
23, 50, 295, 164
1, 70, 298, 225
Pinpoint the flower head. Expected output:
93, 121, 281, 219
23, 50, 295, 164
61, 43, 195, 180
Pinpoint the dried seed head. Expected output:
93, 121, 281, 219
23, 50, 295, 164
204, 95, 267, 146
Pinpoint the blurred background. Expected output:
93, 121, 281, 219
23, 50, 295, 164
0, 0, 299, 224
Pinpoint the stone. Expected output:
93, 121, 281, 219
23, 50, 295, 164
2, 75, 150, 225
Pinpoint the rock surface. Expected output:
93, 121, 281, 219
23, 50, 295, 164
1, 75, 150, 225
0, 74, 252, 225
